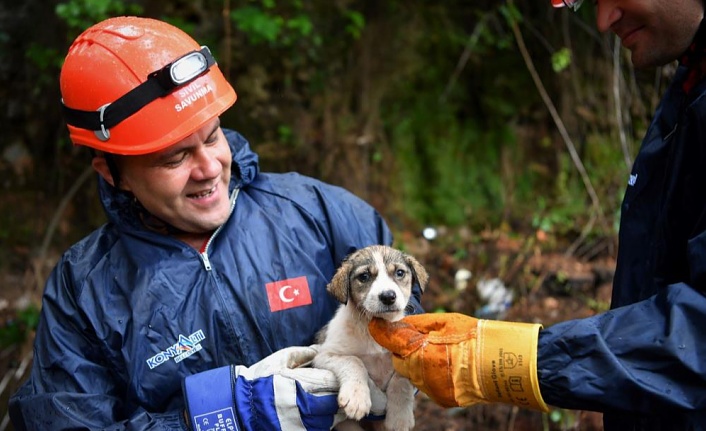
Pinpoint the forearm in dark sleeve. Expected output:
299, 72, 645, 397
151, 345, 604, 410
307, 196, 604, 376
537, 282, 706, 414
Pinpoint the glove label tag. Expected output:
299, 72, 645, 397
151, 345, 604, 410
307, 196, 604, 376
193, 407, 239, 431
477, 320, 548, 412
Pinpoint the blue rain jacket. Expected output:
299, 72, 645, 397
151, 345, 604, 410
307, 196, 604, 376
9, 129, 423, 430
537, 29, 706, 431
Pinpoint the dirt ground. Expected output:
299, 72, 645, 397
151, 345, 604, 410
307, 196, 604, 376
0, 224, 612, 430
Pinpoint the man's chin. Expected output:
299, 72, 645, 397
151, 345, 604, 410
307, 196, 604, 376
629, 47, 678, 70
172, 211, 231, 235
193, 216, 230, 233
629, 55, 652, 70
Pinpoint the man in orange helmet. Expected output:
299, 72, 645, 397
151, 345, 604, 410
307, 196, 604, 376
8, 16, 423, 431
370, 1, 706, 430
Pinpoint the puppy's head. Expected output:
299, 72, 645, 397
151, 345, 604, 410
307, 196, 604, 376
327, 245, 428, 321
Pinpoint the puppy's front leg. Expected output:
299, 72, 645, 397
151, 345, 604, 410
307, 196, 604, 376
382, 372, 415, 431
313, 352, 371, 420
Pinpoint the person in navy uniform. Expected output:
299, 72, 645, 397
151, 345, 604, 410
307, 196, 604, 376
10, 16, 422, 431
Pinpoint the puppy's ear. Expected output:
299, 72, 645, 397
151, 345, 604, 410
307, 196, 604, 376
327, 260, 352, 304
404, 254, 429, 292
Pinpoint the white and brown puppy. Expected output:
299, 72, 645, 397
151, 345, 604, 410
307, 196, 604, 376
313, 245, 428, 431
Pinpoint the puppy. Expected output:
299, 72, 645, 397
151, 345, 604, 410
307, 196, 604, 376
313, 245, 428, 431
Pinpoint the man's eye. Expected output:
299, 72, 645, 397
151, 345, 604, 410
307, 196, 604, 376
165, 153, 187, 166
205, 133, 218, 145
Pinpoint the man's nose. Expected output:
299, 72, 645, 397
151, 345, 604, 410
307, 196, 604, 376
192, 148, 222, 180
595, 1, 622, 34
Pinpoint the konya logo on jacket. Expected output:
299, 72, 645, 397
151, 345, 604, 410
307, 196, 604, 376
146, 330, 206, 369
265, 276, 312, 311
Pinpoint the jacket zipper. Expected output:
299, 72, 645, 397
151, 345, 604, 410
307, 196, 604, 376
199, 188, 240, 271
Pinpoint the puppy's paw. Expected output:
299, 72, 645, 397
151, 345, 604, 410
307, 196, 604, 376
383, 408, 414, 431
338, 382, 372, 420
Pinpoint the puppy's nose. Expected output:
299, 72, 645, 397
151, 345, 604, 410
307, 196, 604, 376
379, 290, 397, 305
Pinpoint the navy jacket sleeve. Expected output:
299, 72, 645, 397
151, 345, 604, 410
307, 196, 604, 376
537, 283, 706, 421
9, 258, 189, 431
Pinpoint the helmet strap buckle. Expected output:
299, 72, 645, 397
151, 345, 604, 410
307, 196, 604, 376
95, 104, 111, 141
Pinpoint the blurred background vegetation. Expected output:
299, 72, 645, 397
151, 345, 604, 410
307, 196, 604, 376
1, 0, 673, 253
0, 1, 675, 429
1, 0, 673, 338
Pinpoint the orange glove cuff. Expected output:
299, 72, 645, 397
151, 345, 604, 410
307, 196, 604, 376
474, 320, 548, 412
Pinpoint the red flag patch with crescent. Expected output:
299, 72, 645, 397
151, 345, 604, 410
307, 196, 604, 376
265, 276, 313, 312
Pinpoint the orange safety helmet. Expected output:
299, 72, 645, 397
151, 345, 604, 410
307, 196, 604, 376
60, 16, 237, 155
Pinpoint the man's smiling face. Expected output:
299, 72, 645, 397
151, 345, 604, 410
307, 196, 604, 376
595, 0, 704, 68
117, 117, 233, 235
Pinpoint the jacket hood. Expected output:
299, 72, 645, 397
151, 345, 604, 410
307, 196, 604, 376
97, 128, 260, 231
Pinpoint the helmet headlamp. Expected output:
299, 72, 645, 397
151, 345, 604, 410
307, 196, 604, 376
153, 46, 214, 89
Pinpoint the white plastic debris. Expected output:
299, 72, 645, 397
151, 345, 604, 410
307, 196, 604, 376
475, 277, 513, 319
422, 227, 438, 240
454, 268, 473, 291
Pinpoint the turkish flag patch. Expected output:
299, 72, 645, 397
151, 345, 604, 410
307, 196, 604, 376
265, 276, 313, 312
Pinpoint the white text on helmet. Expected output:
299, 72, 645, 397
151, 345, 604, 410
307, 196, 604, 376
174, 83, 215, 112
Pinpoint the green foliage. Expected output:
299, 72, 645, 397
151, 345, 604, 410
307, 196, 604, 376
498, 3, 522, 28
23, 0, 144, 115
548, 408, 578, 429
25, 44, 63, 93
25, 44, 62, 72
231, 6, 285, 44
231, 1, 322, 47
277, 124, 294, 144
56, 0, 143, 36
388, 100, 511, 227
379, 3, 578, 229
0, 305, 40, 349
3, 1, 650, 257
344, 10, 365, 39
532, 196, 567, 233
552, 48, 573, 73
586, 297, 610, 313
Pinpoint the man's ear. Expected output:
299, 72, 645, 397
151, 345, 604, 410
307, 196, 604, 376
91, 155, 116, 187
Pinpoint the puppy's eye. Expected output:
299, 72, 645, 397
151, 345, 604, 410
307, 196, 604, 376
357, 272, 371, 282
395, 269, 406, 279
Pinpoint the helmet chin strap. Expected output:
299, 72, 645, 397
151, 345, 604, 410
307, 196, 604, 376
138, 209, 187, 236
130, 193, 190, 237
104, 153, 122, 188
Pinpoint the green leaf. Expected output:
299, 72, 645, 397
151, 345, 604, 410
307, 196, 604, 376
551, 47, 572, 72
344, 11, 365, 39
231, 6, 283, 44
286, 15, 313, 37
549, 409, 563, 423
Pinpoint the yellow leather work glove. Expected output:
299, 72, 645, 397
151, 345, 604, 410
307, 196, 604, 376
368, 313, 548, 412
